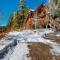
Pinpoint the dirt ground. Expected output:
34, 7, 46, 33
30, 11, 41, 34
28, 42, 60, 60
43, 34, 60, 43
0, 32, 6, 39
0, 30, 7, 39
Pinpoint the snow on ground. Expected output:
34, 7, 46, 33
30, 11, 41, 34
21, 29, 60, 56
56, 33, 60, 36
0, 29, 60, 60
0, 39, 16, 50
0, 43, 31, 60
1, 46, 16, 60
9, 43, 31, 60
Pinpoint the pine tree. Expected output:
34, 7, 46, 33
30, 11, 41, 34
17, 0, 29, 28
19, 0, 25, 20
48, 0, 60, 17
7, 0, 30, 31
53, 0, 60, 17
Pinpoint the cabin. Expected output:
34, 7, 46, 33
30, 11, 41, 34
24, 3, 49, 29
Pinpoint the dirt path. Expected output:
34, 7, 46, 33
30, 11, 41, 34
28, 42, 60, 60
0, 29, 60, 60
44, 33, 60, 43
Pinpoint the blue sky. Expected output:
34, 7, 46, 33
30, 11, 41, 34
0, 0, 48, 26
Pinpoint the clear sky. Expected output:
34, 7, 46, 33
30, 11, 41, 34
0, 0, 48, 26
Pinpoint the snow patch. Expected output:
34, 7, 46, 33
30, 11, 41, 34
9, 43, 31, 60
56, 33, 60, 36
0, 29, 60, 60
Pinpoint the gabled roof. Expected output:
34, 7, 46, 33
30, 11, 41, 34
36, 3, 46, 11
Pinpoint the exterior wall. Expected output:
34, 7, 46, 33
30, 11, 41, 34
24, 18, 33, 29
24, 3, 49, 29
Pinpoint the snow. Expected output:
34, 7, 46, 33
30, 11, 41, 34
9, 43, 31, 60
1, 43, 31, 60
56, 33, 60, 36
0, 29, 60, 60
16, 29, 60, 56
50, 45, 60, 55
8, 31, 21, 36
1, 46, 15, 60
0, 45, 6, 51
0, 39, 15, 50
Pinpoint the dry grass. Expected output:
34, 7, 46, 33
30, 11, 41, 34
0, 32, 6, 39
0, 30, 7, 39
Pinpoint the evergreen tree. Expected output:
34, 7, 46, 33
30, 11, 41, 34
19, 0, 29, 22
48, 0, 60, 17
7, 0, 30, 30
18, 0, 30, 27
19, 0, 25, 20
53, 0, 58, 5
53, 0, 60, 17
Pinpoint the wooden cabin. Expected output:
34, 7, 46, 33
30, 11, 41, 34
24, 3, 49, 29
